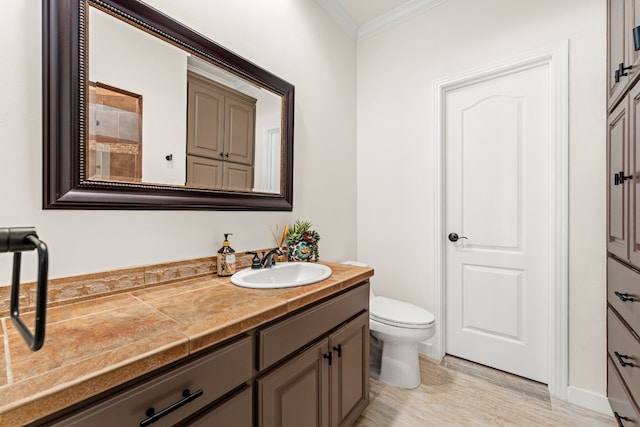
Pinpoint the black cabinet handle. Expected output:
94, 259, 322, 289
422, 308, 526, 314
614, 411, 632, 427
333, 344, 342, 358
615, 291, 636, 302
323, 352, 333, 366
614, 171, 634, 186
615, 62, 633, 83
614, 351, 636, 368
140, 389, 203, 427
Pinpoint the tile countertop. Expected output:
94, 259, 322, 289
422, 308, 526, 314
0, 262, 373, 426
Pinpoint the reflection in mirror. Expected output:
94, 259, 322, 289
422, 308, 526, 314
88, 82, 143, 182
43, 0, 294, 210
88, 5, 282, 194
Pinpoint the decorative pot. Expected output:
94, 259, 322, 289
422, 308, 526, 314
288, 240, 317, 262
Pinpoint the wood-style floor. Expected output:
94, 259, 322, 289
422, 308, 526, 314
355, 355, 616, 426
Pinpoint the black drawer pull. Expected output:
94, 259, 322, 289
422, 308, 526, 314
614, 411, 632, 426
615, 291, 637, 302
140, 388, 203, 427
614, 351, 636, 368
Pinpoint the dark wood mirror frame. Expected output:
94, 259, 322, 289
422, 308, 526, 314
43, 0, 294, 210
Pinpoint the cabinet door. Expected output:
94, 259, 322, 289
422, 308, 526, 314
630, 0, 640, 70
610, 0, 629, 108
329, 312, 369, 427
258, 339, 330, 427
609, 96, 630, 259
225, 95, 256, 165
629, 83, 640, 265
224, 162, 253, 192
187, 77, 225, 159
186, 155, 223, 189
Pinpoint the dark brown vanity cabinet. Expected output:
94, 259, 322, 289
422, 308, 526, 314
257, 311, 369, 427
46, 335, 254, 427
257, 284, 370, 427
42, 283, 370, 426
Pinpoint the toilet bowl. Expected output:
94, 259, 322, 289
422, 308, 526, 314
370, 296, 435, 388
342, 261, 436, 389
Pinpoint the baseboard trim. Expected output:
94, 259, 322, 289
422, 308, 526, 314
567, 386, 612, 416
418, 341, 441, 361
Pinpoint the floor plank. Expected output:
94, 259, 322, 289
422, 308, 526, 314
355, 355, 616, 426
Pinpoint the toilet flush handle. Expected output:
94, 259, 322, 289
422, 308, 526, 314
448, 233, 468, 242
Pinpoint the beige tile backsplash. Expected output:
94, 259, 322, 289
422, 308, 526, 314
0, 250, 261, 318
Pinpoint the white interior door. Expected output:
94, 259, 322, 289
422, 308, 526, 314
444, 63, 550, 383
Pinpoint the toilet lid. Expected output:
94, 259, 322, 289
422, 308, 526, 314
370, 296, 435, 328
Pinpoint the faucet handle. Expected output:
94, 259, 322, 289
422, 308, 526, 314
247, 252, 261, 269
272, 247, 284, 266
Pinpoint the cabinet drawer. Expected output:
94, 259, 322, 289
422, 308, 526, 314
609, 357, 640, 426
609, 308, 640, 403
608, 258, 640, 333
258, 282, 369, 371
50, 335, 252, 427
185, 386, 252, 427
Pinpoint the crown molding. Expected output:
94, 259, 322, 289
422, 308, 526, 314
358, 0, 447, 40
314, 0, 447, 41
314, 0, 359, 40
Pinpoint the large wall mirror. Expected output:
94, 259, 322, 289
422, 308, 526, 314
43, 0, 294, 210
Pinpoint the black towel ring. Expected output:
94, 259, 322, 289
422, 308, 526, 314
1, 227, 48, 351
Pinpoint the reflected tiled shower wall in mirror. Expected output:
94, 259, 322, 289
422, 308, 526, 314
88, 82, 142, 182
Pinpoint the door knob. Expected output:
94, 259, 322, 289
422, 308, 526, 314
448, 233, 468, 242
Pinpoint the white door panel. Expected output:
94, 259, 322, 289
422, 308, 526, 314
445, 64, 550, 383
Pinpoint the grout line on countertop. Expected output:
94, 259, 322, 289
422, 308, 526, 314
1, 317, 13, 385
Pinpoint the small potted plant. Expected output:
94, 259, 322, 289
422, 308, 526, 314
286, 220, 320, 262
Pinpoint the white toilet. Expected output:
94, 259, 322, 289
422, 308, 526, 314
343, 261, 436, 389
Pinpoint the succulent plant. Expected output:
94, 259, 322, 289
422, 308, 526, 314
286, 220, 320, 261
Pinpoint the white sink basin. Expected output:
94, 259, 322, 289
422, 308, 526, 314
230, 262, 332, 289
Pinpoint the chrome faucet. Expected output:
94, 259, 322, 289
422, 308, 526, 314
260, 247, 284, 268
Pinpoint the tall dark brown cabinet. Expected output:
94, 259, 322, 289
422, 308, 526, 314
607, 1, 640, 424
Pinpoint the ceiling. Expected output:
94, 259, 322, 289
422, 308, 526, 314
314, 0, 447, 40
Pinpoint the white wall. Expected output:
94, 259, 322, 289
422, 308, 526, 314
357, 0, 606, 399
0, 1, 357, 283
89, 7, 188, 185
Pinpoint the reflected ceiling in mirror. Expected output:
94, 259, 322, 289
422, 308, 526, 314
43, 0, 294, 210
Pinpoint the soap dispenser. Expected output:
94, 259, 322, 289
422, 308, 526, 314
217, 233, 236, 277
